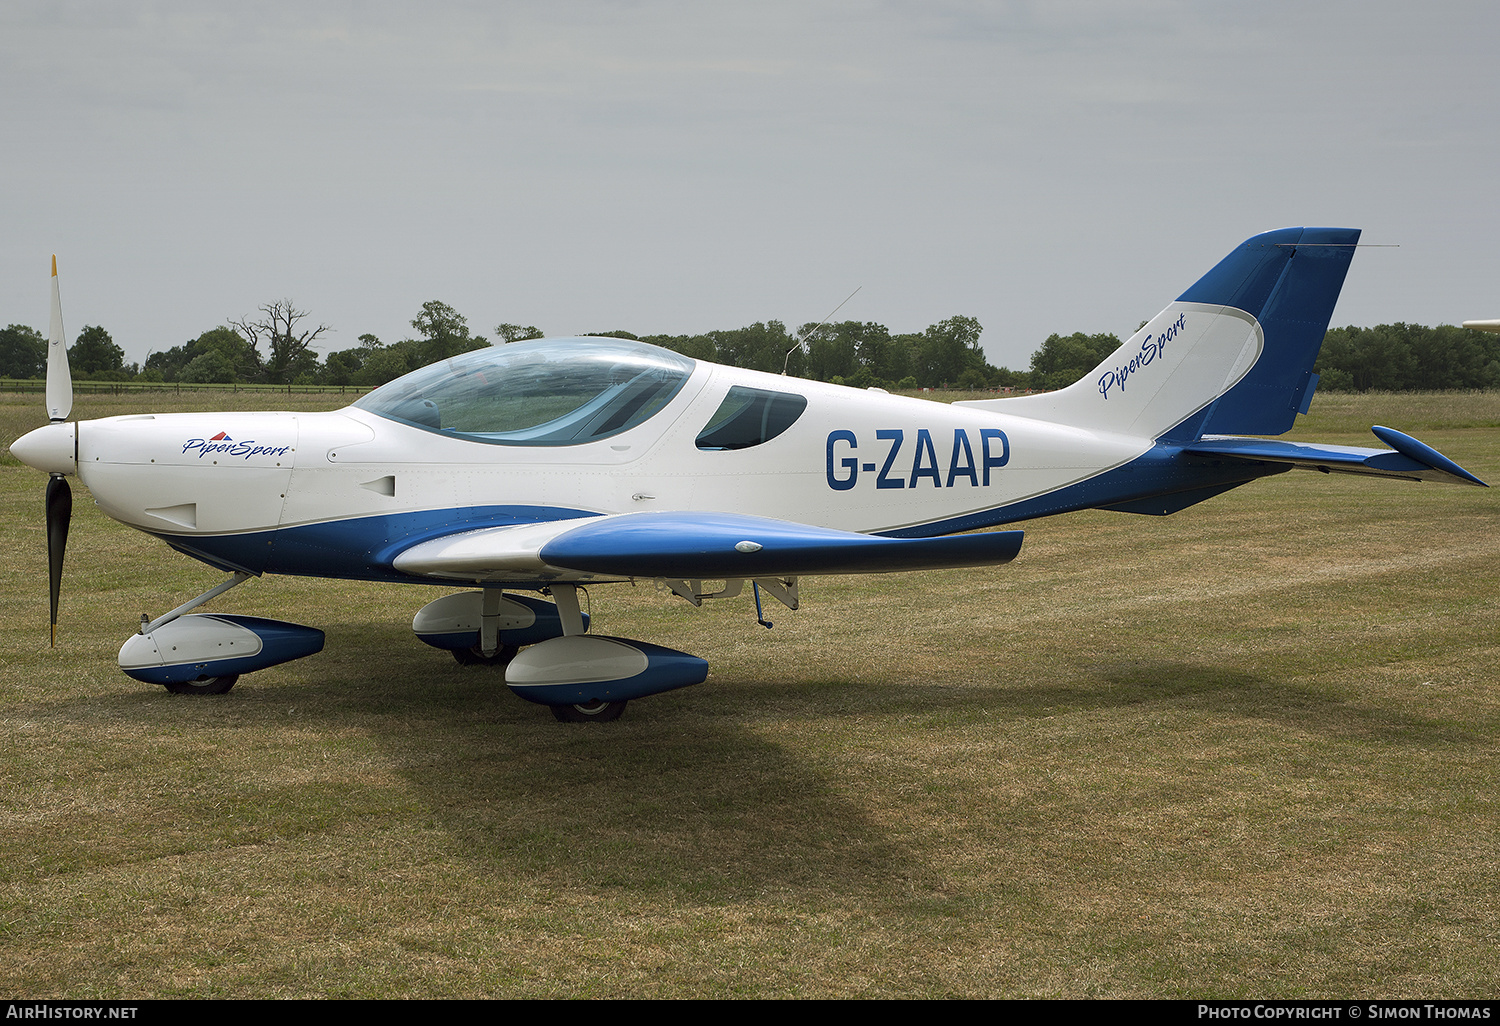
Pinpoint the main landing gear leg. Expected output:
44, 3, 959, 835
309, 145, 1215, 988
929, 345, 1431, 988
451, 587, 519, 666
549, 583, 587, 637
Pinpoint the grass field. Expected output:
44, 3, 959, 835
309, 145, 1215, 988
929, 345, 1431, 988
1, 390, 1496, 998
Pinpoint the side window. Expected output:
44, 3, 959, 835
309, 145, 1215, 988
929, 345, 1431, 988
695, 386, 808, 451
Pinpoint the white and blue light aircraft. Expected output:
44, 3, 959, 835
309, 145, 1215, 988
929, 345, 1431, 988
11, 228, 1487, 721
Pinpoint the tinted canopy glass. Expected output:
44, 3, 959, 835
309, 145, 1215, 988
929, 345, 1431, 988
354, 338, 696, 446
695, 385, 808, 450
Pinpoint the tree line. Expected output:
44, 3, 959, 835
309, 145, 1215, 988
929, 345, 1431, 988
2, 300, 1497, 393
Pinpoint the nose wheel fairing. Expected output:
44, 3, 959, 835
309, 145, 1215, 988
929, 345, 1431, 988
119, 613, 325, 687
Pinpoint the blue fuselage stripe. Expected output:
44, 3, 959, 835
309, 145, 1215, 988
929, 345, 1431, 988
152, 446, 1284, 579
157, 505, 600, 584
876, 443, 1287, 538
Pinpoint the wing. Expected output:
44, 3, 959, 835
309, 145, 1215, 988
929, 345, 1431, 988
1183, 426, 1487, 487
392, 511, 1024, 583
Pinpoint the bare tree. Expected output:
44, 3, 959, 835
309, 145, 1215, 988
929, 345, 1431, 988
230, 300, 329, 384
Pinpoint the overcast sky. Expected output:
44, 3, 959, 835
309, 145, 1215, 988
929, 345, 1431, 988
3, 1, 1496, 370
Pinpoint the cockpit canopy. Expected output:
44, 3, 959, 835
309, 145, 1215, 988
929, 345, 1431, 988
353, 337, 696, 446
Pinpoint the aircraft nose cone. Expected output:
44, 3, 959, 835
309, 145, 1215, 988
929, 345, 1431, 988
11, 422, 77, 475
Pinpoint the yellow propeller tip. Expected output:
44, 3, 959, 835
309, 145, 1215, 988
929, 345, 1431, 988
51, 255, 57, 277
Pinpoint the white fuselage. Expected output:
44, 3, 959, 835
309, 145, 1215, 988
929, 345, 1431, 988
73, 362, 1148, 556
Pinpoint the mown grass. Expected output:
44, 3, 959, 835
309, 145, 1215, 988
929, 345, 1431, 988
0, 389, 1496, 997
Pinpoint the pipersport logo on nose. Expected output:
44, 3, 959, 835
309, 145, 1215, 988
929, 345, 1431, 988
183, 433, 292, 460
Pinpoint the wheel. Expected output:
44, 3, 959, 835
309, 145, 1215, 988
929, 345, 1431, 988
451, 644, 518, 667
550, 699, 627, 723
163, 675, 238, 695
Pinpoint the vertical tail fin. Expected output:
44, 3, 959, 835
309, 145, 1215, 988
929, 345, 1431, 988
1178, 226, 1359, 436
956, 228, 1360, 440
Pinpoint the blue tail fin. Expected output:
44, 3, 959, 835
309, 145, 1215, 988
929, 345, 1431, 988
955, 228, 1361, 442
1178, 226, 1360, 436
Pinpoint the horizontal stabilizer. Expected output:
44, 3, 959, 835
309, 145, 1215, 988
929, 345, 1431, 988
393, 511, 1024, 582
1183, 427, 1487, 487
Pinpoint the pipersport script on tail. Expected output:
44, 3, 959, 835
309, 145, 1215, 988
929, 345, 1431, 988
1098, 312, 1187, 399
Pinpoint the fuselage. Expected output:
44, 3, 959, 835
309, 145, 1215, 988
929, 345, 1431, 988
16, 337, 1276, 585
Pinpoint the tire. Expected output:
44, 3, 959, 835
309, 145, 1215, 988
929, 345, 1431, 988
550, 699, 627, 723
451, 644, 518, 667
163, 675, 238, 696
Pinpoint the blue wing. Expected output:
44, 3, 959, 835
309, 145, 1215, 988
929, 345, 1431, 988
539, 511, 1023, 578
393, 511, 1023, 583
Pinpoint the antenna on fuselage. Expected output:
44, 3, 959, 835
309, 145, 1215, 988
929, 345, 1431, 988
782, 285, 862, 376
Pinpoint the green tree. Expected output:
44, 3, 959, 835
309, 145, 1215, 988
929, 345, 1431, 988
1029, 331, 1121, 390
642, 333, 718, 362
1405, 324, 1496, 390
700, 321, 800, 375
142, 345, 188, 381
913, 316, 989, 387
180, 350, 238, 383
801, 322, 860, 382
354, 343, 417, 386
0, 324, 46, 378
497, 323, 545, 343
321, 333, 384, 385
1317, 325, 1417, 391
146, 326, 262, 383
857, 324, 912, 384
323, 350, 362, 385
195, 327, 262, 381
409, 301, 487, 366
69, 325, 126, 378
988, 365, 1032, 390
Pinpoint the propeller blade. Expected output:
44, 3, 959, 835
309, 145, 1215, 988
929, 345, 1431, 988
47, 255, 72, 423
46, 474, 72, 647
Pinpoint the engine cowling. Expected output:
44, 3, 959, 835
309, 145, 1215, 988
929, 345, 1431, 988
118, 614, 325, 685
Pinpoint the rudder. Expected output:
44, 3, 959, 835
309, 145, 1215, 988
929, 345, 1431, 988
1178, 226, 1360, 436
